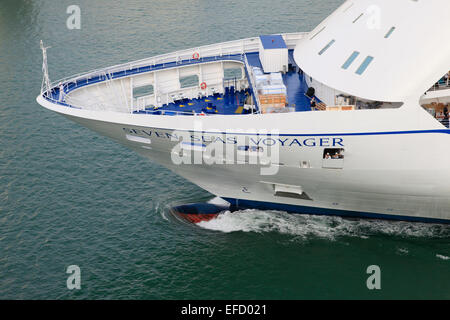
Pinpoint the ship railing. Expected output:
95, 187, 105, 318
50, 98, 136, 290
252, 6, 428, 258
134, 95, 155, 111
45, 92, 210, 116
47, 32, 308, 92
427, 77, 450, 92
133, 108, 220, 117
44, 87, 131, 113
243, 54, 261, 113
437, 117, 450, 128
63, 94, 118, 112
133, 78, 249, 114
45, 93, 219, 116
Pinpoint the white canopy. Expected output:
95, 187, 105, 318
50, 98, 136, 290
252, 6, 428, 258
294, 0, 450, 102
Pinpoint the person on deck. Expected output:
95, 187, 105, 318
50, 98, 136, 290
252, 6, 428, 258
310, 97, 316, 110
59, 83, 65, 102
442, 106, 449, 128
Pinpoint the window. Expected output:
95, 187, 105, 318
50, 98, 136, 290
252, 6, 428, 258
384, 27, 396, 38
133, 85, 154, 98
323, 148, 344, 169
355, 56, 374, 75
318, 39, 336, 55
342, 51, 360, 69
323, 148, 344, 159
224, 67, 242, 80
180, 75, 199, 88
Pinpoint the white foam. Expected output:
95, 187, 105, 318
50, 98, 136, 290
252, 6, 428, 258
397, 248, 409, 255
197, 209, 450, 240
157, 203, 170, 221
436, 254, 450, 261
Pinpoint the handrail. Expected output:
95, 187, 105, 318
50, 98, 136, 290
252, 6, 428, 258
134, 109, 204, 116
45, 94, 213, 116
48, 32, 308, 90
428, 77, 450, 92
42, 32, 309, 115
244, 54, 261, 112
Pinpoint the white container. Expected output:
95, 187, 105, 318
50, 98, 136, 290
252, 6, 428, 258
269, 73, 284, 85
270, 72, 283, 82
255, 74, 270, 88
255, 74, 270, 82
260, 84, 287, 95
253, 67, 263, 76
259, 35, 289, 73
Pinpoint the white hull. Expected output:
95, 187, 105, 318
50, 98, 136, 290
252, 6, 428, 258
37, 95, 450, 223
36, 1, 450, 223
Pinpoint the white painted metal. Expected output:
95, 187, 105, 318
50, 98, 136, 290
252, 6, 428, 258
49, 32, 307, 90
294, 0, 450, 102
36, 6, 450, 222
258, 41, 289, 73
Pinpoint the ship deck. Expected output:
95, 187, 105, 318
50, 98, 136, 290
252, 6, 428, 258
40, 31, 449, 118
40, 33, 326, 116
133, 50, 315, 116
133, 89, 251, 115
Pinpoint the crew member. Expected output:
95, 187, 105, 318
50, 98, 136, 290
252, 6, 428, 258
310, 97, 316, 110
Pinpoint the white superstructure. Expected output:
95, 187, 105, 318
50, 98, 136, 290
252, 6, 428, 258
295, 0, 450, 102
37, 0, 450, 223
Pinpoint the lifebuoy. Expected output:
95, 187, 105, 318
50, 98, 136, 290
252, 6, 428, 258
193, 52, 200, 60
200, 82, 207, 90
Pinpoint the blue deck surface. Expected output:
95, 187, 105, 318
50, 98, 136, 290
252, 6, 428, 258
245, 52, 263, 70
283, 70, 312, 112
134, 88, 250, 116
143, 50, 315, 115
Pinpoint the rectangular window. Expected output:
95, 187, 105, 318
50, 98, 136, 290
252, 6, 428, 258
323, 148, 344, 169
224, 67, 243, 80
384, 27, 396, 38
355, 56, 374, 75
318, 39, 335, 55
180, 75, 199, 88
133, 85, 154, 98
323, 148, 344, 159
342, 51, 360, 69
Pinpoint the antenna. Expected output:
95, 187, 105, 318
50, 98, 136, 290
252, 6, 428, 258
40, 40, 51, 94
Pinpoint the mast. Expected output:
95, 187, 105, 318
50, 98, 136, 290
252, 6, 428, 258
40, 40, 51, 94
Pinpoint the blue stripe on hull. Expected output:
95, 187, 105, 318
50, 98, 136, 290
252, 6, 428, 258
222, 198, 450, 224
122, 125, 450, 137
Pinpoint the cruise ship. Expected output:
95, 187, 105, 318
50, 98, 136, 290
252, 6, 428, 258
37, 0, 450, 224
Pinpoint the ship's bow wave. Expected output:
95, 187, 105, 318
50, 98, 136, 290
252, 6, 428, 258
197, 209, 450, 240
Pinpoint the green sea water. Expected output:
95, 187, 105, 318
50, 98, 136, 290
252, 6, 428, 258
0, 0, 449, 299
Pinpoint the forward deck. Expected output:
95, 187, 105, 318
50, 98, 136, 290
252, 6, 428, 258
40, 33, 318, 116
131, 50, 314, 116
